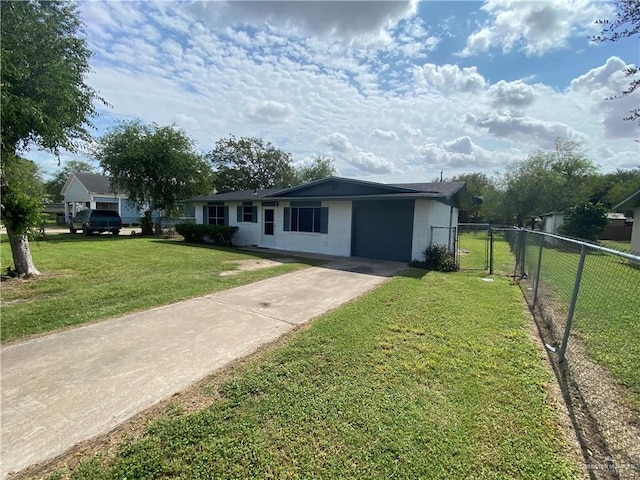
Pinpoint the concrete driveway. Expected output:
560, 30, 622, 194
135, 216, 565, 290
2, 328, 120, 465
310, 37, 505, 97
0, 257, 407, 478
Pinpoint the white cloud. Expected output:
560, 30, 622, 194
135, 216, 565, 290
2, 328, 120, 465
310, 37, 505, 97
467, 113, 588, 147
245, 101, 296, 123
187, 0, 419, 44
372, 129, 399, 141
349, 151, 397, 174
421, 136, 506, 169
322, 132, 354, 153
413, 63, 486, 93
50, 1, 636, 187
488, 80, 537, 108
569, 56, 640, 139
459, 0, 614, 57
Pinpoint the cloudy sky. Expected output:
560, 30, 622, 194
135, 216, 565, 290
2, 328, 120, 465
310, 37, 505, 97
32, 0, 640, 182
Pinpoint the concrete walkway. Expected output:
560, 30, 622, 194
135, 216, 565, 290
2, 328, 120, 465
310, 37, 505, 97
0, 257, 406, 478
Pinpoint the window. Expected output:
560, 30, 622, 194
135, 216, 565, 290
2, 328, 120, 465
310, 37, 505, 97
283, 206, 328, 233
236, 205, 258, 223
208, 206, 226, 225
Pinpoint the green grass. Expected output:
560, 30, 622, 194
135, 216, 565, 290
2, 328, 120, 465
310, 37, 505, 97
55, 271, 577, 480
0, 234, 317, 343
522, 238, 640, 410
600, 239, 632, 252
457, 231, 489, 270
458, 231, 515, 273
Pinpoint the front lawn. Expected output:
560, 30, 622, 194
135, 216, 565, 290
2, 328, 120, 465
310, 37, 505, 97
43, 270, 578, 479
0, 234, 317, 343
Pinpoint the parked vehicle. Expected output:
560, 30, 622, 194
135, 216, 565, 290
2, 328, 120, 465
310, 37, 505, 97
70, 209, 122, 236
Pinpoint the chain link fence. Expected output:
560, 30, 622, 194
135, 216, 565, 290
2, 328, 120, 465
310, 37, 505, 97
494, 228, 640, 479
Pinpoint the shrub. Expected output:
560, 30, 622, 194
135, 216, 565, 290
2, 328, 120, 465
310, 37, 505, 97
174, 223, 238, 246
411, 244, 458, 272
558, 202, 609, 242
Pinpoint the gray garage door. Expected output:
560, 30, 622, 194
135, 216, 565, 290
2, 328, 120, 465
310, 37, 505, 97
351, 200, 414, 262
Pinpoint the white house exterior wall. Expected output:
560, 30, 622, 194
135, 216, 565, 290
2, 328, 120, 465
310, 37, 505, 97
412, 200, 458, 261
632, 207, 640, 255
269, 201, 352, 257
428, 201, 457, 250
411, 200, 431, 261
63, 179, 89, 202
228, 202, 262, 247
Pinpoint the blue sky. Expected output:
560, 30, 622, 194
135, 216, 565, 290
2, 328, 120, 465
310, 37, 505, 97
31, 0, 640, 182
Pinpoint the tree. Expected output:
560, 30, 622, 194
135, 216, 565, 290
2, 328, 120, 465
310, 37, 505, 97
588, 168, 640, 208
1, 0, 105, 276
45, 160, 97, 203
207, 136, 296, 192
446, 172, 501, 223
94, 120, 214, 235
1, 157, 46, 275
293, 155, 337, 184
501, 139, 596, 226
559, 203, 609, 242
593, 0, 640, 122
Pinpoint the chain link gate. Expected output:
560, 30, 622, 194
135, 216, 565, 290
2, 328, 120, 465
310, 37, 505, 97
456, 223, 491, 271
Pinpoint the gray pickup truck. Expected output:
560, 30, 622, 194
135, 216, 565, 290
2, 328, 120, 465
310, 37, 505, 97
70, 209, 122, 236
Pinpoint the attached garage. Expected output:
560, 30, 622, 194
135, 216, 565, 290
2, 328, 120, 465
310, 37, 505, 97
351, 200, 415, 262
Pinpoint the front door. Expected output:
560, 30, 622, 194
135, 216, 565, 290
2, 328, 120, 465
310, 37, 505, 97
262, 208, 276, 247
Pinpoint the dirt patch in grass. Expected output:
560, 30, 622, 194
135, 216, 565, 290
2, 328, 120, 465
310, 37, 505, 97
218, 257, 299, 276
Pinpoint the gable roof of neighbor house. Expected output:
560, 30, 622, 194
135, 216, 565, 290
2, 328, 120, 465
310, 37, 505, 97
613, 188, 640, 211
187, 176, 470, 209
61, 172, 126, 196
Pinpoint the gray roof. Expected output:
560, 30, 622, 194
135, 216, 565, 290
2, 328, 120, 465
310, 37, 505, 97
70, 173, 126, 195
185, 177, 469, 208
188, 188, 285, 202
389, 182, 466, 197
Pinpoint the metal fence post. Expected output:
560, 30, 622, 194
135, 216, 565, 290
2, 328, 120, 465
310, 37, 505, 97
519, 230, 527, 278
533, 233, 544, 305
489, 226, 494, 275
558, 244, 587, 363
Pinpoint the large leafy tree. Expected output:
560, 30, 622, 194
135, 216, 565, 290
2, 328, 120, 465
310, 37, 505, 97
293, 155, 337, 184
45, 159, 97, 203
1, 0, 104, 276
207, 136, 297, 192
94, 120, 214, 235
501, 138, 596, 227
592, 0, 640, 122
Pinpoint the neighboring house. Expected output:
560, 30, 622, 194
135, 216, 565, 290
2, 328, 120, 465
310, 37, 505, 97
60, 173, 140, 224
599, 213, 633, 241
539, 212, 564, 235
185, 176, 469, 262
614, 188, 640, 254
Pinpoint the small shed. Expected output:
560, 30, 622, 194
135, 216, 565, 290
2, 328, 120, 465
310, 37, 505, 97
539, 212, 564, 235
60, 173, 140, 224
614, 189, 640, 254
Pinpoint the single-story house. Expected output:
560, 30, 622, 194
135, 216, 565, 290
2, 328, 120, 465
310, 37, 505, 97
61, 172, 140, 224
614, 188, 640, 254
185, 176, 469, 262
